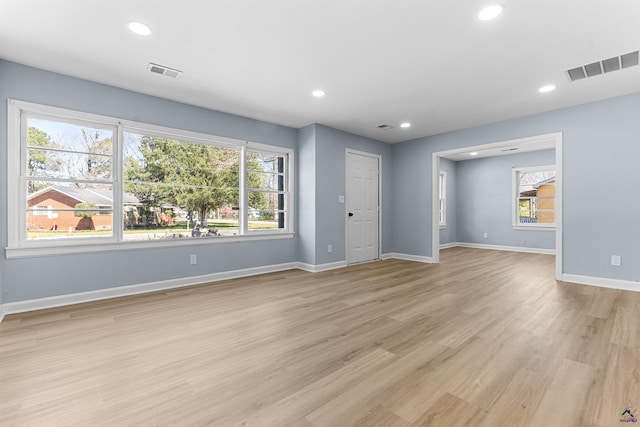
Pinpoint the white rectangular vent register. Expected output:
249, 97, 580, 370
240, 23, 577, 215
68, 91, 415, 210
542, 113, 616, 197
147, 63, 183, 78
566, 51, 638, 81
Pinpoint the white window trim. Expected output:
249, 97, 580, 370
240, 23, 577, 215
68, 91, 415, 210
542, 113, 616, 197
439, 171, 446, 228
7, 99, 295, 259
512, 164, 556, 230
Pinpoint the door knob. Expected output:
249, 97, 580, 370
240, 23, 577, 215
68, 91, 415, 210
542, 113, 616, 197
348, 212, 354, 217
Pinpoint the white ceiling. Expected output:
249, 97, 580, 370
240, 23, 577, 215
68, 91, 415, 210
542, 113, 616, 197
1, 0, 639, 144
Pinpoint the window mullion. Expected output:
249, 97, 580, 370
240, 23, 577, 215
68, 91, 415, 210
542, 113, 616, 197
239, 143, 248, 235
113, 124, 124, 242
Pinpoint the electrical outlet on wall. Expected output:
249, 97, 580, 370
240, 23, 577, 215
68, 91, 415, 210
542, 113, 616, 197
483, 232, 488, 239
611, 255, 621, 266
328, 244, 333, 253
190, 254, 197, 265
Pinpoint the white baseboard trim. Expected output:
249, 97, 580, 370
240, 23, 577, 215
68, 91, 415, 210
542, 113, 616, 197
1, 262, 299, 317
561, 274, 640, 293
297, 260, 348, 273
0, 253, 431, 321
12, 250, 616, 322
439, 242, 458, 249
452, 242, 556, 255
384, 252, 434, 264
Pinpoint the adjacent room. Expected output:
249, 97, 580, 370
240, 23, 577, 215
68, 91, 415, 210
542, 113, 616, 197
1, 1, 640, 426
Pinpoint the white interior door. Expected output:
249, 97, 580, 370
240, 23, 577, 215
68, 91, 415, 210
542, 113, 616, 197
346, 151, 380, 264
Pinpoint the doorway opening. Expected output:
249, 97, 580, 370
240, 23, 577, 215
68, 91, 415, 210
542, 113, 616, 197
431, 132, 563, 279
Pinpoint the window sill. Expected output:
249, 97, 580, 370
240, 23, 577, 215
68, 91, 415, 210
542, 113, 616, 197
5, 232, 295, 259
512, 225, 555, 231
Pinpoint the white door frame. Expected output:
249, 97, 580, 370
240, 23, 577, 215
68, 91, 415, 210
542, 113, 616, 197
431, 132, 563, 280
346, 148, 382, 265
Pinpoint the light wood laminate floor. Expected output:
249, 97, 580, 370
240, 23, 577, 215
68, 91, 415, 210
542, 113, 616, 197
1, 247, 639, 426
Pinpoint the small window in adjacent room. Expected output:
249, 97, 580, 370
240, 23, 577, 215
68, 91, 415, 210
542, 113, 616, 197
439, 171, 446, 227
513, 166, 556, 228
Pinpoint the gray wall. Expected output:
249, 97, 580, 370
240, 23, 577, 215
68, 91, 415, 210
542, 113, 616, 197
392, 92, 640, 282
4, 57, 640, 304
297, 124, 317, 265
454, 150, 555, 249
298, 124, 392, 265
0, 60, 299, 303
439, 158, 457, 245
0, 61, 393, 304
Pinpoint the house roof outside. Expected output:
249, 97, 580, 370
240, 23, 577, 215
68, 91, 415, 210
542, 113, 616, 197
29, 186, 142, 207
533, 176, 556, 189
520, 176, 556, 197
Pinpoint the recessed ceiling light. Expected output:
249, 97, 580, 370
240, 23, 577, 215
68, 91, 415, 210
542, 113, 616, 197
312, 90, 326, 97
478, 5, 504, 20
128, 21, 152, 36
400, 122, 411, 128
470, 152, 479, 156
539, 84, 556, 93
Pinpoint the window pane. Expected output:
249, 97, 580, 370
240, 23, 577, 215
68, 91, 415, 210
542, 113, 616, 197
247, 171, 282, 191
26, 181, 113, 239
123, 132, 241, 240
517, 169, 556, 225
248, 152, 284, 173
247, 152, 285, 191
27, 118, 113, 181
27, 148, 112, 180
248, 191, 285, 230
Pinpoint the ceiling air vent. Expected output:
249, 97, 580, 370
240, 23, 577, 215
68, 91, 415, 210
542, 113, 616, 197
377, 124, 394, 130
147, 63, 182, 78
566, 51, 639, 81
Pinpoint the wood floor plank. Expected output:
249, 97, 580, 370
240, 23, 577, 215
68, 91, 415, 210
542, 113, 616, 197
587, 288, 621, 319
235, 348, 396, 426
529, 358, 597, 427
305, 339, 449, 427
610, 306, 640, 350
479, 368, 549, 427
1, 247, 639, 426
409, 392, 487, 427
592, 343, 640, 427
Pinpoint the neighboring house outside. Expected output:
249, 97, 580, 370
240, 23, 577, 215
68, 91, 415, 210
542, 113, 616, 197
27, 186, 171, 231
519, 177, 555, 224
536, 178, 555, 224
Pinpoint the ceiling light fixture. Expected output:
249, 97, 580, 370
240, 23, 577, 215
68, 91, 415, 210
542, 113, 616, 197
128, 21, 152, 36
478, 5, 504, 21
539, 84, 556, 93
470, 152, 479, 156
312, 90, 326, 97
400, 122, 411, 128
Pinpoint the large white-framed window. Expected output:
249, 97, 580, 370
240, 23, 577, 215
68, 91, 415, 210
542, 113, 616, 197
512, 165, 556, 229
438, 171, 446, 227
7, 99, 294, 258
